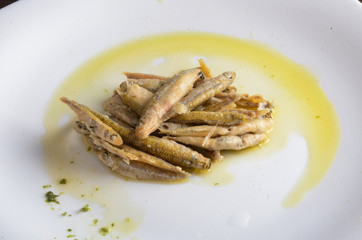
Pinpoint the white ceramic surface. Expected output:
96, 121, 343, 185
1, 1, 362, 239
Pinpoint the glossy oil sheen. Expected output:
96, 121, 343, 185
43, 32, 341, 235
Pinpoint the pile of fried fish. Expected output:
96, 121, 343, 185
61, 61, 274, 181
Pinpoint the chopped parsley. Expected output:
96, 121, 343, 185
45, 191, 60, 204
99, 227, 111, 236
80, 204, 92, 212
59, 178, 67, 184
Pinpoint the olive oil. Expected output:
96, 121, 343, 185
42, 32, 341, 236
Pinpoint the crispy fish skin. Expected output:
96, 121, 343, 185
124, 72, 169, 80
103, 117, 211, 169
196, 97, 223, 111
235, 94, 274, 110
115, 82, 247, 127
159, 122, 229, 137
221, 108, 271, 118
210, 150, 223, 161
73, 120, 91, 135
126, 78, 167, 93
203, 94, 241, 112
87, 133, 188, 176
166, 133, 267, 151
88, 134, 138, 163
119, 144, 188, 175
117, 84, 153, 116
96, 149, 188, 181
164, 72, 235, 120
63, 99, 211, 169
227, 118, 274, 136
214, 86, 237, 98
60, 97, 123, 146
79, 122, 189, 180
189, 146, 224, 162
170, 111, 248, 126
103, 94, 139, 127
115, 127, 211, 169
136, 68, 202, 139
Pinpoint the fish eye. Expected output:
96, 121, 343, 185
199, 71, 205, 80
223, 72, 233, 79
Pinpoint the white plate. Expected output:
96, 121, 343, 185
1, 1, 362, 239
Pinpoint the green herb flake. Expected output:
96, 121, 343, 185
67, 235, 76, 238
99, 227, 111, 236
316, 115, 320, 119
125, 217, 131, 223
93, 219, 98, 225
45, 191, 60, 204
70, 160, 74, 164
80, 204, 92, 212
111, 223, 115, 227
87, 146, 92, 152
67, 229, 72, 232
43, 185, 52, 189
214, 183, 219, 186
61, 212, 67, 216
59, 178, 67, 184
